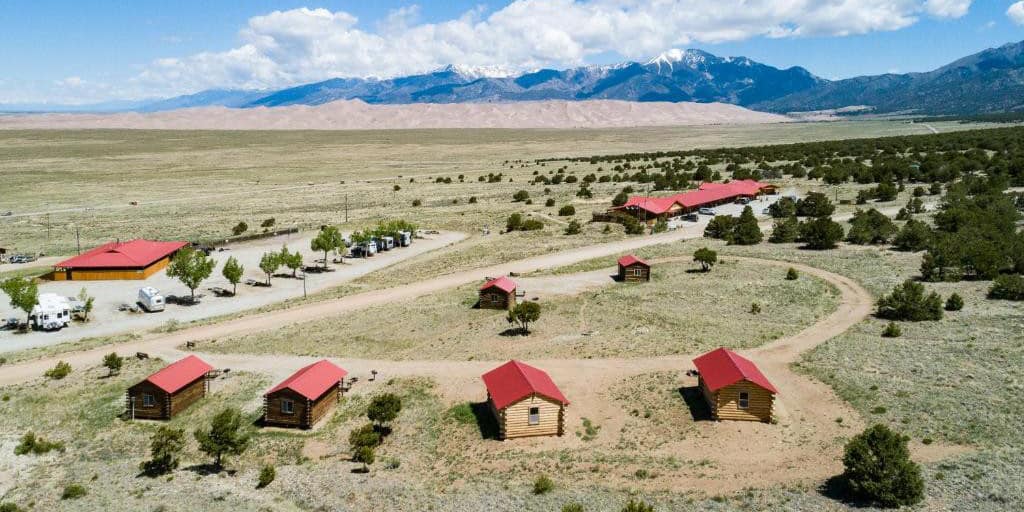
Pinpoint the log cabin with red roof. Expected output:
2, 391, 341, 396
263, 359, 347, 429
482, 360, 569, 440
126, 355, 213, 420
52, 239, 189, 281
612, 180, 777, 224
693, 348, 777, 423
478, 276, 517, 310
617, 254, 650, 282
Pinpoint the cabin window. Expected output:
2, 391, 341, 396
281, 399, 294, 414
528, 407, 540, 425
632, 267, 644, 276
142, 393, 155, 407
738, 392, 749, 409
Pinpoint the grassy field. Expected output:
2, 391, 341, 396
197, 255, 839, 360
0, 120, 982, 257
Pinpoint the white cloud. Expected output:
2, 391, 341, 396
924, 0, 971, 18
1009, 1, 1024, 25
128, 1, 971, 95
56, 76, 85, 87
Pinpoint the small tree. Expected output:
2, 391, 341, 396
141, 426, 185, 476
194, 407, 251, 471
891, 219, 932, 252
798, 217, 844, 250
731, 206, 763, 245
876, 280, 943, 321
786, 267, 799, 280
796, 192, 835, 217
507, 301, 541, 334
564, 219, 582, 235
841, 424, 924, 508
846, 209, 897, 245
352, 446, 375, 473
258, 252, 281, 286
257, 464, 276, 488
0, 277, 38, 325
367, 393, 403, 432
311, 226, 344, 269
769, 216, 800, 243
558, 205, 576, 216
279, 245, 303, 277
512, 190, 530, 202
944, 293, 964, 311
988, 275, 1024, 301
221, 256, 244, 295
76, 287, 95, 322
545, 198, 556, 207
506, 213, 524, 232
704, 215, 736, 242
768, 197, 797, 218
260, 218, 276, 228
102, 352, 123, 377
231, 221, 248, 236
166, 246, 216, 300
693, 247, 717, 272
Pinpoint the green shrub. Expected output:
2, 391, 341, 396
621, 499, 655, 512
881, 322, 902, 338
44, 361, 72, 380
768, 216, 800, 243
411, 199, 422, 207
564, 220, 583, 235
786, 267, 799, 280
798, 217, 844, 250
558, 205, 576, 216
750, 303, 762, 314
61, 484, 87, 500
0, 502, 24, 512
256, 464, 275, 489
468, 196, 478, 204
445, 403, 475, 424
987, 275, 1024, 301
876, 280, 943, 321
944, 293, 964, 311
512, 190, 530, 202
14, 431, 64, 455
520, 219, 544, 231
260, 218, 276, 228
561, 503, 585, 512
841, 424, 924, 508
532, 474, 555, 495
545, 198, 556, 207
231, 221, 248, 236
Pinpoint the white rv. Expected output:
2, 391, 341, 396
398, 231, 412, 247
30, 293, 71, 331
380, 236, 395, 251
138, 286, 166, 312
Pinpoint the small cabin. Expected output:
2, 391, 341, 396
479, 276, 517, 310
482, 360, 569, 440
692, 348, 777, 423
127, 355, 213, 420
617, 255, 651, 282
263, 359, 347, 429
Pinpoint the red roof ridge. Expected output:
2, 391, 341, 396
144, 355, 213, 394
481, 276, 517, 293
482, 360, 569, 410
618, 254, 648, 267
266, 359, 348, 400
693, 347, 778, 394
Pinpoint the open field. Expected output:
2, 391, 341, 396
0, 120, 987, 257
199, 256, 839, 360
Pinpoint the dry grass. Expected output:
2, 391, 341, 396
198, 256, 839, 360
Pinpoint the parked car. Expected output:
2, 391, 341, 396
683, 213, 699, 222
735, 197, 751, 205
698, 207, 716, 216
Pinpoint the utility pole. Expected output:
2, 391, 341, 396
345, 194, 349, 223
302, 269, 307, 299
75, 225, 81, 254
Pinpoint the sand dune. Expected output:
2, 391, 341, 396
0, 99, 787, 130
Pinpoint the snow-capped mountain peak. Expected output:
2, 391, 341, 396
646, 49, 713, 71
434, 64, 516, 79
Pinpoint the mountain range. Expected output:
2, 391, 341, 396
7, 40, 1024, 116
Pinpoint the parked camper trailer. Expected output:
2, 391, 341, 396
398, 231, 412, 247
137, 286, 166, 312
380, 236, 395, 251
30, 293, 71, 331
364, 240, 378, 256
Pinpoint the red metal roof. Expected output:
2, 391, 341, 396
56, 239, 188, 269
266, 359, 348, 401
144, 355, 214, 394
693, 348, 778, 394
480, 276, 517, 293
618, 255, 649, 267
482, 360, 569, 410
616, 180, 774, 214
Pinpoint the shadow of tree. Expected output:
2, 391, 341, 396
677, 386, 714, 421
818, 474, 873, 508
182, 463, 232, 476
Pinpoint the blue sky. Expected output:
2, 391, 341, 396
1, 1, 1022, 104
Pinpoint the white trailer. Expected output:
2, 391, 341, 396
380, 236, 395, 251
138, 286, 166, 312
398, 231, 412, 247
30, 293, 71, 331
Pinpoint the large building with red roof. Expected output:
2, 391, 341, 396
53, 239, 189, 281
692, 347, 777, 423
482, 360, 569, 439
479, 276, 518, 310
263, 359, 348, 429
127, 355, 214, 420
613, 180, 777, 223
